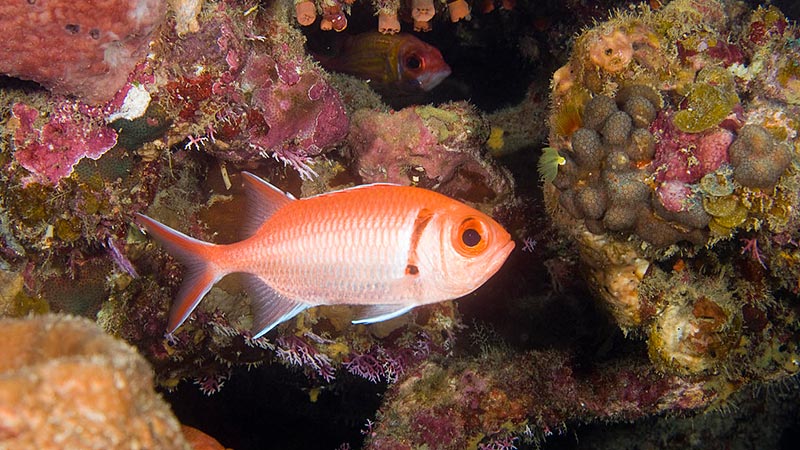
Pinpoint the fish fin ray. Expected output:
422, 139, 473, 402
136, 213, 223, 333
352, 304, 415, 324
244, 274, 309, 338
307, 182, 401, 200
241, 172, 295, 238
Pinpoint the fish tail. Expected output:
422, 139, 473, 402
136, 213, 226, 334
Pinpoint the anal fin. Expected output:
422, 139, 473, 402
244, 275, 309, 338
352, 304, 415, 325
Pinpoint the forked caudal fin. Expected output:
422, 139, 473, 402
136, 213, 225, 334
136, 173, 309, 338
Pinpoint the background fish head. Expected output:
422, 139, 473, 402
397, 37, 452, 92
417, 203, 514, 301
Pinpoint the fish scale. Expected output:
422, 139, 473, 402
241, 188, 419, 303
136, 172, 513, 338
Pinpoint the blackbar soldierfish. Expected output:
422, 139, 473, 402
137, 173, 514, 338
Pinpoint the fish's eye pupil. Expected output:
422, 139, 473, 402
406, 55, 422, 70
462, 228, 481, 247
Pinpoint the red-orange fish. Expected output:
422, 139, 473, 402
318, 32, 452, 94
137, 173, 514, 338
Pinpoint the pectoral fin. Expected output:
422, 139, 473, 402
352, 304, 415, 324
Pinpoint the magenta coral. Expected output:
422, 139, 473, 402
184, 12, 349, 179
11, 103, 118, 186
241, 50, 349, 179
0, 0, 166, 104
343, 353, 384, 383
650, 111, 733, 184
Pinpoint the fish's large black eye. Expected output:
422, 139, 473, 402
454, 217, 489, 257
461, 228, 481, 247
405, 55, 422, 70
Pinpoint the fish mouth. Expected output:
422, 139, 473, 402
491, 239, 515, 268
420, 65, 452, 91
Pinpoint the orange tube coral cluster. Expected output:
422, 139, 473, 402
294, 0, 480, 35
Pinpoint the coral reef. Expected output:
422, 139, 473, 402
0, 0, 167, 104
547, 0, 799, 250
529, 0, 800, 431
347, 102, 514, 205
364, 257, 799, 449
0, 314, 190, 449
1, 0, 798, 449
150, 0, 349, 178
365, 349, 713, 449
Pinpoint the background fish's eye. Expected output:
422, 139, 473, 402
453, 217, 489, 257
405, 54, 423, 70
461, 228, 481, 247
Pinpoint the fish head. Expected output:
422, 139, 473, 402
397, 38, 452, 92
419, 203, 514, 300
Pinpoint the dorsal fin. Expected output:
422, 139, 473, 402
241, 172, 295, 238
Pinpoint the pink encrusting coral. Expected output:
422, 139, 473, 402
240, 50, 349, 178
10, 103, 118, 186
650, 110, 735, 184
157, 2, 348, 179
0, 0, 167, 104
347, 102, 514, 203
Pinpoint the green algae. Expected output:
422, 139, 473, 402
673, 82, 739, 133
416, 105, 462, 143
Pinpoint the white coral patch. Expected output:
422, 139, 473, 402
106, 83, 152, 122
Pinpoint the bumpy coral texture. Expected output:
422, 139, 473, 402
0, 315, 190, 450
348, 103, 514, 203
552, 80, 794, 248
553, 86, 716, 247
728, 125, 792, 188
0, 0, 167, 104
